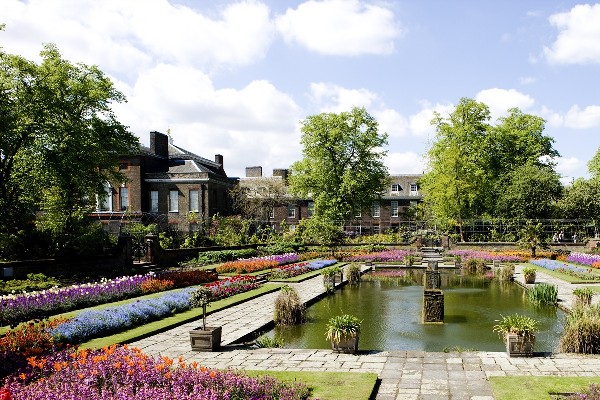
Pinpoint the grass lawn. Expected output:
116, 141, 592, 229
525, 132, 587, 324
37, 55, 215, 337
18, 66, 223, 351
490, 376, 600, 400
247, 370, 378, 400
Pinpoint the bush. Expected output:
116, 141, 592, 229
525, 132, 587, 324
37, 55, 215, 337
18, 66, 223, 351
189, 249, 258, 265
497, 265, 515, 281
273, 286, 305, 325
527, 283, 558, 305
560, 304, 600, 354
140, 279, 175, 294
347, 264, 361, 285
463, 258, 487, 274
255, 334, 285, 348
0, 273, 61, 296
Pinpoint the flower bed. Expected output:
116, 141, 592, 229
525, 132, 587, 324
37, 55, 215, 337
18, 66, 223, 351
0, 275, 151, 327
270, 259, 337, 279
49, 275, 261, 345
566, 252, 600, 267
216, 253, 299, 274
345, 250, 415, 262
2, 345, 310, 400
205, 275, 261, 300
530, 259, 600, 281
447, 250, 525, 262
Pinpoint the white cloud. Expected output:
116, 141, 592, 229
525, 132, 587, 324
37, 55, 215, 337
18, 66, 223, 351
374, 109, 409, 138
386, 152, 425, 175
538, 106, 564, 128
1, 0, 274, 77
408, 101, 454, 137
544, 4, 600, 64
475, 88, 535, 121
519, 76, 536, 85
309, 82, 378, 112
564, 105, 600, 129
554, 156, 584, 185
276, 0, 400, 55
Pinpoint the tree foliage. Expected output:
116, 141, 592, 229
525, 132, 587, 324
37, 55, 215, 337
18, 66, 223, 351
230, 176, 289, 221
288, 107, 388, 223
421, 98, 560, 240
0, 44, 138, 255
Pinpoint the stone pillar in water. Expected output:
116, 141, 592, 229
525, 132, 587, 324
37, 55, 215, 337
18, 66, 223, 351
423, 289, 444, 323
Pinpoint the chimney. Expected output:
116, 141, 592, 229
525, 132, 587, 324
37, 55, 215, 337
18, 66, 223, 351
273, 168, 289, 183
215, 154, 223, 166
150, 131, 169, 158
245, 166, 262, 177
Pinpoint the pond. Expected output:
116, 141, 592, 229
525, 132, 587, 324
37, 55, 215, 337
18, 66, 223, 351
267, 269, 565, 352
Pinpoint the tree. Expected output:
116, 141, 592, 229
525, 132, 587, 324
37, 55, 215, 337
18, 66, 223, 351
587, 146, 600, 179
421, 98, 491, 241
230, 176, 289, 221
518, 221, 548, 258
0, 44, 138, 254
556, 178, 600, 220
288, 107, 389, 223
495, 163, 562, 219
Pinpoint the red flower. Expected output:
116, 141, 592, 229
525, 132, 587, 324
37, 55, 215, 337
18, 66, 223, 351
0, 387, 12, 400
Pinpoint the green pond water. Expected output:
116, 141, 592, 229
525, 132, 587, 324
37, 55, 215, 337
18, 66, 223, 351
267, 269, 565, 352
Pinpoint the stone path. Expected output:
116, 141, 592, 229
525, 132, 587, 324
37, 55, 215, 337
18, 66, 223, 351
130, 264, 600, 400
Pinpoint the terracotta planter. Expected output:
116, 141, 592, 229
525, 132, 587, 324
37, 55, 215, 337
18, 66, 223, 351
524, 274, 536, 284
189, 326, 222, 351
331, 335, 359, 354
505, 333, 535, 357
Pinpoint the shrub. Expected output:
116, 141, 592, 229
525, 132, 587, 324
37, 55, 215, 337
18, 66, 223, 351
492, 314, 538, 338
527, 283, 558, 305
347, 264, 361, 285
497, 265, 515, 281
0, 273, 61, 296
325, 314, 361, 343
274, 286, 305, 326
463, 258, 487, 274
560, 304, 600, 354
573, 287, 595, 307
522, 266, 537, 282
255, 334, 285, 348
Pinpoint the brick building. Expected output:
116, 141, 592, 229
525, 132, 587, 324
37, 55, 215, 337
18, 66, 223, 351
91, 131, 236, 233
239, 167, 423, 235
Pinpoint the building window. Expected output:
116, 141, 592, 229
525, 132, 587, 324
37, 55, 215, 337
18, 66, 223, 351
189, 190, 199, 212
372, 201, 380, 218
119, 187, 128, 211
308, 201, 315, 217
269, 208, 274, 219
169, 190, 179, 212
373, 225, 380, 234
391, 201, 399, 217
97, 183, 113, 212
410, 183, 418, 195
287, 204, 295, 218
150, 191, 159, 213
354, 208, 362, 218
391, 184, 402, 192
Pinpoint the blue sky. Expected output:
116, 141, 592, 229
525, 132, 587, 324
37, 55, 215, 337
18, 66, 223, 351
2, 1, 600, 183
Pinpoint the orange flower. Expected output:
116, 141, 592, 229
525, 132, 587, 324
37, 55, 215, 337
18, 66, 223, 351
113, 362, 122, 369
200, 366, 207, 372
19, 373, 27, 380
209, 370, 216, 378
53, 362, 62, 372
190, 361, 198, 369
165, 372, 172, 379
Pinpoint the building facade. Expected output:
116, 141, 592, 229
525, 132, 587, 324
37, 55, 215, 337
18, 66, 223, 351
91, 131, 236, 233
239, 167, 423, 235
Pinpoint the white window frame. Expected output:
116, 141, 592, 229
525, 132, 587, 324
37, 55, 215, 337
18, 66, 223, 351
410, 183, 418, 195
119, 187, 128, 211
307, 201, 315, 218
268, 208, 275, 219
287, 204, 296, 218
169, 190, 179, 212
97, 183, 113, 212
189, 190, 199, 212
391, 200, 399, 217
150, 190, 159, 213
391, 183, 401, 192
372, 201, 380, 218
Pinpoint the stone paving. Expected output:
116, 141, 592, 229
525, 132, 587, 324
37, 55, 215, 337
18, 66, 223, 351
130, 264, 600, 400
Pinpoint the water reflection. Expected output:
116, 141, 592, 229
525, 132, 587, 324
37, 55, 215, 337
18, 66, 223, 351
268, 269, 564, 352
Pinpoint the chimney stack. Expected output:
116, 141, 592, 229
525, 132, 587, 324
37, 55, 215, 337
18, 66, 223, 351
150, 131, 169, 158
245, 166, 263, 177
215, 154, 224, 166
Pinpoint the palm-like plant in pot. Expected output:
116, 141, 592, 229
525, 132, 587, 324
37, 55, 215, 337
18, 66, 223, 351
325, 313, 362, 354
522, 266, 537, 284
189, 286, 221, 351
493, 313, 538, 357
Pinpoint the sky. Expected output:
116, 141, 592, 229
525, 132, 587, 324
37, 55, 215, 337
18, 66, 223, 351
2, 1, 600, 183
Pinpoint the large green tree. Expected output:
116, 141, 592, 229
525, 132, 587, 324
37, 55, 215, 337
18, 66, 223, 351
0, 44, 138, 253
421, 98, 491, 240
288, 107, 389, 223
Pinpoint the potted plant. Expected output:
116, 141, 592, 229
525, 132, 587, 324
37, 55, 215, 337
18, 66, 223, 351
573, 287, 594, 308
325, 313, 361, 354
404, 255, 415, 267
492, 313, 538, 357
453, 255, 461, 268
522, 266, 537, 284
189, 286, 222, 351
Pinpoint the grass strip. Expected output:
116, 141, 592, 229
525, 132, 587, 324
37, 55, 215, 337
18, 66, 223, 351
76, 283, 283, 350
246, 370, 378, 400
490, 376, 600, 400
